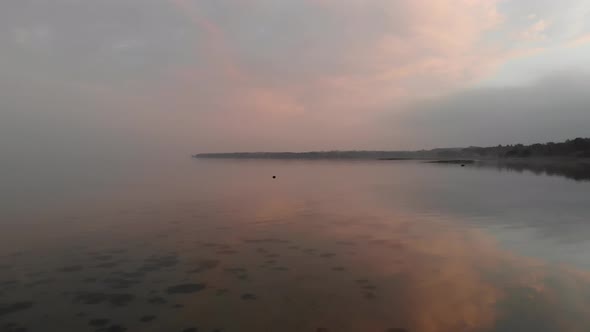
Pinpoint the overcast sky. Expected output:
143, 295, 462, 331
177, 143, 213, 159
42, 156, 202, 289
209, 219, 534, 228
2, 0, 590, 156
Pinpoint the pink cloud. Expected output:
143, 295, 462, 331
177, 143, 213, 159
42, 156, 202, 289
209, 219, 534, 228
566, 32, 590, 47
141, 0, 525, 151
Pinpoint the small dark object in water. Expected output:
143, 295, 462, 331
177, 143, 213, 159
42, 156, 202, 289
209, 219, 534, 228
272, 175, 276, 178
182, 328, 198, 332
461, 164, 465, 167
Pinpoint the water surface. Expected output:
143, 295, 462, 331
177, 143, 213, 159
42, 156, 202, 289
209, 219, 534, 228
1, 159, 590, 332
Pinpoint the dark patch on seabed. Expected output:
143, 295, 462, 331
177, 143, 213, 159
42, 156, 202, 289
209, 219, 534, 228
88, 318, 110, 327
215, 288, 229, 296
98, 324, 127, 332
216, 249, 237, 255
242, 238, 290, 244
24, 278, 54, 287
102, 277, 141, 289
91, 254, 113, 261
0, 280, 18, 287
0, 302, 34, 316
57, 265, 84, 272
188, 259, 220, 273
138, 254, 179, 272
1, 322, 28, 332
95, 262, 119, 269
147, 296, 167, 304
166, 283, 207, 294
139, 314, 156, 322
74, 292, 135, 306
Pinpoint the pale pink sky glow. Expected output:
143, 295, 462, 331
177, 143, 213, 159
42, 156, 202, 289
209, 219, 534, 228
2, 0, 590, 156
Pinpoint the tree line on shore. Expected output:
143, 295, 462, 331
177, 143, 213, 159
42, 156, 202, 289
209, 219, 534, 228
194, 138, 590, 160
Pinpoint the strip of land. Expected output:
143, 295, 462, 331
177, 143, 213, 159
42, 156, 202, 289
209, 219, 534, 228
193, 138, 590, 160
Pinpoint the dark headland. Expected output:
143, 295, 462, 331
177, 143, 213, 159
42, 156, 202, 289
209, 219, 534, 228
193, 138, 590, 161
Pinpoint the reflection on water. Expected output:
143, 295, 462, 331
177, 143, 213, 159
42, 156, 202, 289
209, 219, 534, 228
475, 159, 590, 182
1, 159, 590, 332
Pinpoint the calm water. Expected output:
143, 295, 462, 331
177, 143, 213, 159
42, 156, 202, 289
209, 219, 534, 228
1, 159, 590, 332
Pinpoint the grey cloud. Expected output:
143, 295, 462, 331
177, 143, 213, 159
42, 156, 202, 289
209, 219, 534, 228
394, 72, 590, 148
0, 0, 196, 83
497, 0, 590, 41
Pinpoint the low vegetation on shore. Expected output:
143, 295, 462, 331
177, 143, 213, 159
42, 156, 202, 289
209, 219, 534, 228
194, 138, 590, 160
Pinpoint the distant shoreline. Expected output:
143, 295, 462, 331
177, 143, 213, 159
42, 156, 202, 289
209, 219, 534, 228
193, 138, 590, 161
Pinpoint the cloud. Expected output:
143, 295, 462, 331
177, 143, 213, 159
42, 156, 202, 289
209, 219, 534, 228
2, 0, 590, 154
520, 19, 550, 41
393, 72, 590, 149
566, 32, 590, 47
127, 0, 515, 151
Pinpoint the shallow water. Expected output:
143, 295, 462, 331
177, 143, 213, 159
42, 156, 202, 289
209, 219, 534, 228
1, 159, 590, 332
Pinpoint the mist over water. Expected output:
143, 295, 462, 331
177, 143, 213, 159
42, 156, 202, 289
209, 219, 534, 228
1, 159, 590, 332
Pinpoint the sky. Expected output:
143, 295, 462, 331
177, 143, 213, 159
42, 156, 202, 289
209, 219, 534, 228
2, 0, 590, 157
